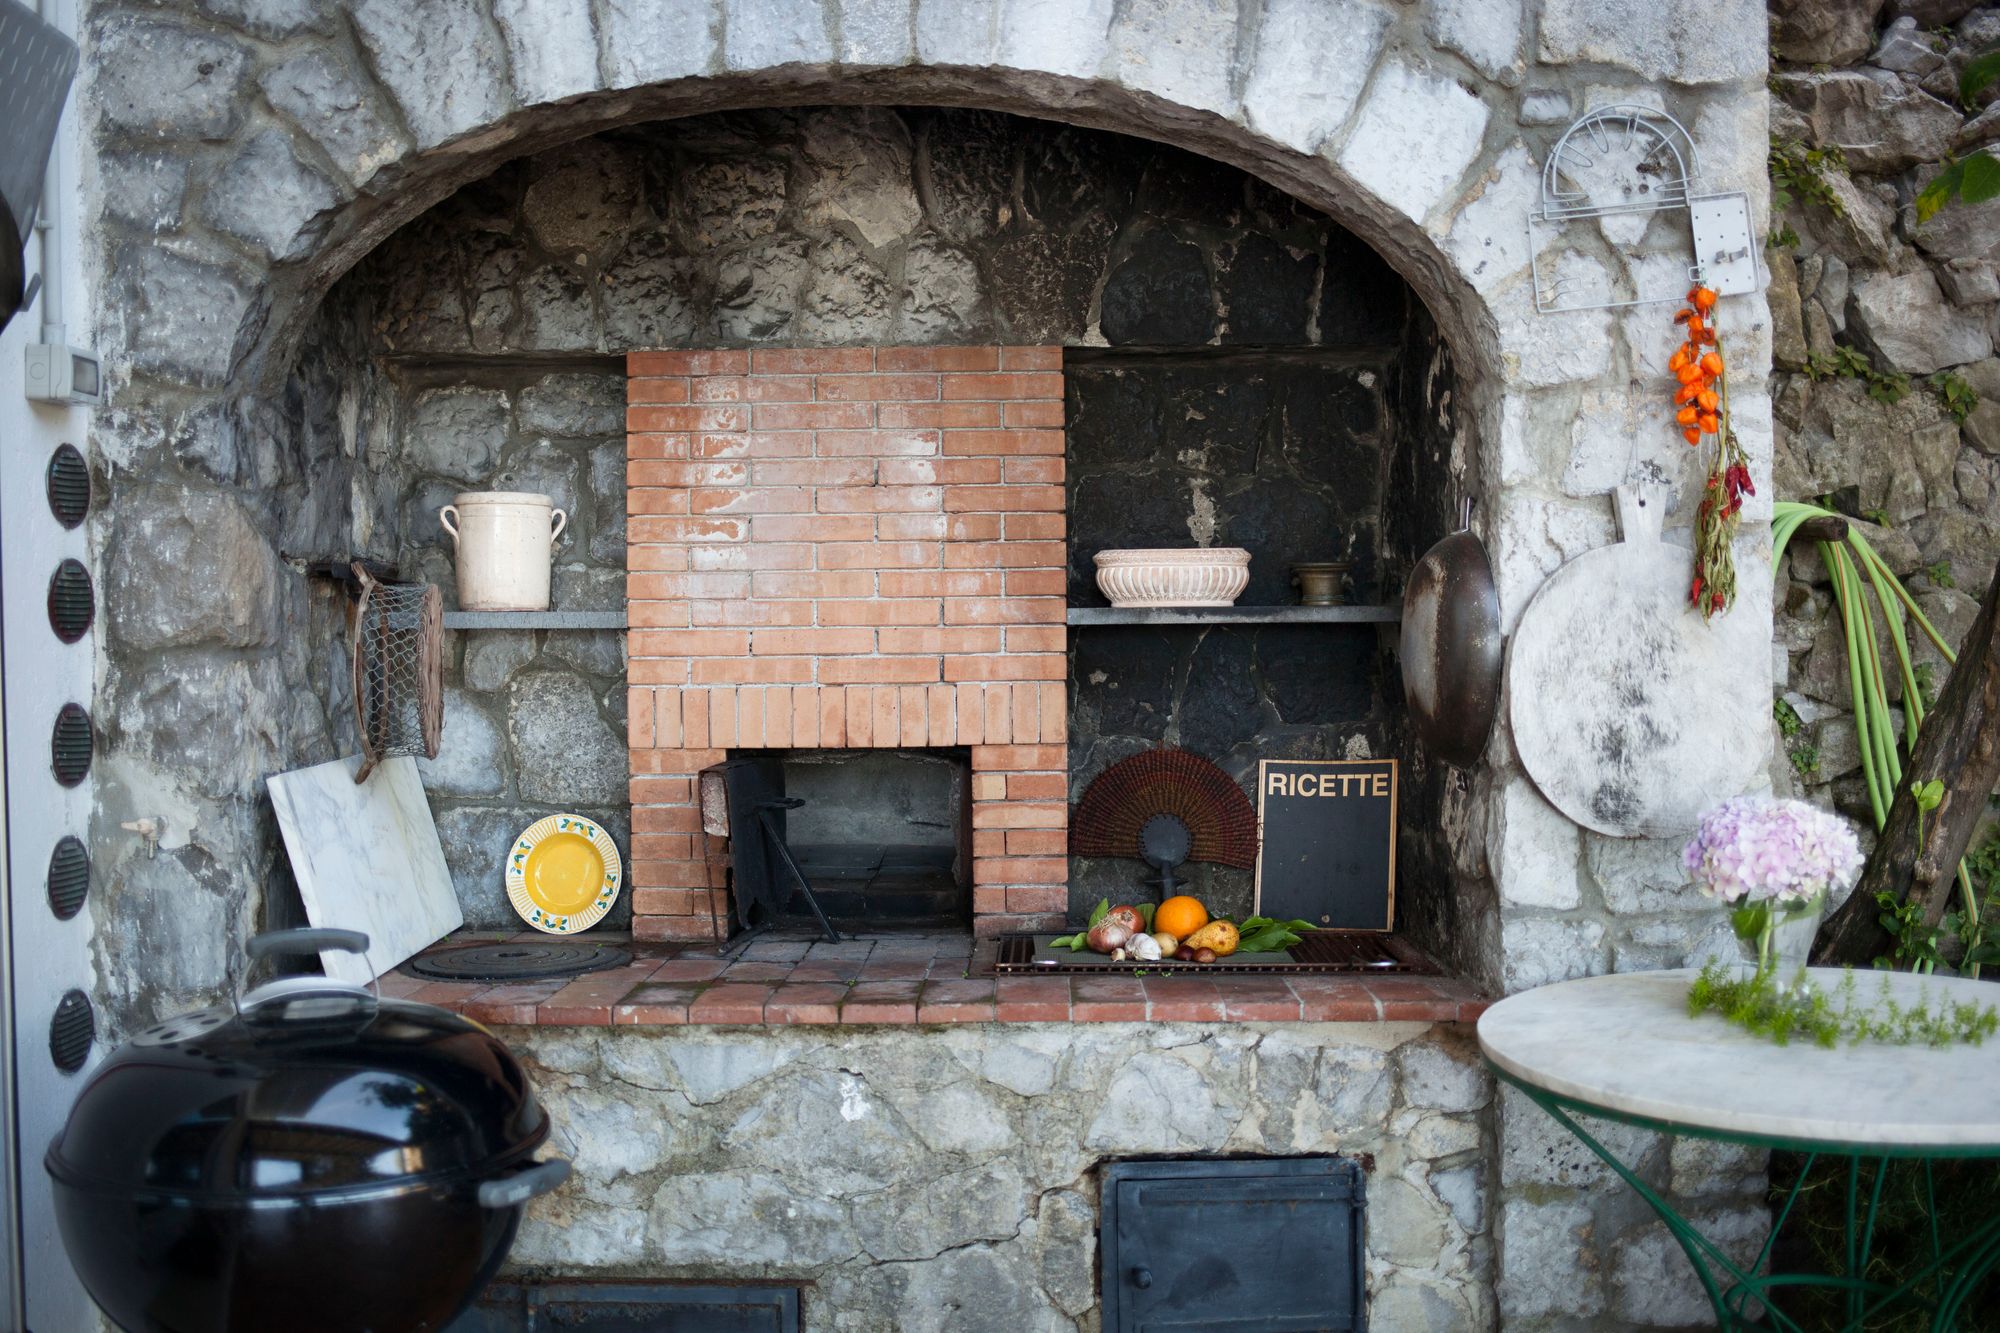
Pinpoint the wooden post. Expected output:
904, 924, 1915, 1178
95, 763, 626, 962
1813, 554, 2000, 966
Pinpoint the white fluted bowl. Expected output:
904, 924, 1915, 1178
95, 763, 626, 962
1093, 548, 1252, 607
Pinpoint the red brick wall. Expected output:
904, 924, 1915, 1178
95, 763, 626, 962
625, 346, 1069, 941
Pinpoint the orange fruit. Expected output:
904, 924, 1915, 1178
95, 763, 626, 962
1154, 896, 1208, 940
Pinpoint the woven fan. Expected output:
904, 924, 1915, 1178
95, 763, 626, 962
1070, 748, 1258, 869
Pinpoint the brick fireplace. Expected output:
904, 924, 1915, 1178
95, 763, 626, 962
625, 346, 1071, 941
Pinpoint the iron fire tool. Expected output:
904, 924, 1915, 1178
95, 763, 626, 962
698, 757, 843, 945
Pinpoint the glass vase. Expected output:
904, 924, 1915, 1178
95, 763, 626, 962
1762, 892, 1827, 980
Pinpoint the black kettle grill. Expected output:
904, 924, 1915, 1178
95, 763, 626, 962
45, 929, 570, 1333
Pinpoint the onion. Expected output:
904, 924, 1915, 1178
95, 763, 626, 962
1086, 920, 1133, 954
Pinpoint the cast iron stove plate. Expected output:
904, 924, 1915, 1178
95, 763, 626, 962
405, 941, 632, 982
992, 930, 1438, 975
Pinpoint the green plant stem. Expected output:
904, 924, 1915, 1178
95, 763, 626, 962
1829, 541, 1888, 827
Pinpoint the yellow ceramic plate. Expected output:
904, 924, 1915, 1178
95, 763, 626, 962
505, 813, 622, 934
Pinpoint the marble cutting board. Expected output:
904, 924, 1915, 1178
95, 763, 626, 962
267, 754, 463, 984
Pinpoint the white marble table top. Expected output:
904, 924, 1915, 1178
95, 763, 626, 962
1478, 968, 2000, 1149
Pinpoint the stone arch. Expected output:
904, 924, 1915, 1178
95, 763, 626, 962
98, 1, 1528, 419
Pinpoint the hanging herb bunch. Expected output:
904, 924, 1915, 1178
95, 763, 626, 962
1666, 284, 1754, 619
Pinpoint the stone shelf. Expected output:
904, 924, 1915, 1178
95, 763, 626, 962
442, 610, 627, 629
1066, 605, 1401, 626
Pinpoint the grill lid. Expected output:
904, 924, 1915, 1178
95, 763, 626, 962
47, 932, 548, 1203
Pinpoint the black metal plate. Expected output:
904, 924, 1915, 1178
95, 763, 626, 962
47, 557, 93, 643
991, 930, 1438, 975
449, 1281, 800, 1332
50, 702, 91, 786
405, 941, 632, 982
1102, 1158, 1365, 1333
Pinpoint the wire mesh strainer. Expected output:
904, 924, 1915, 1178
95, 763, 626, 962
349, 563, 443, 783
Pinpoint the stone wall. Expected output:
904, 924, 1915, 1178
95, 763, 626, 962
510, 1020, 1497, 1330
1766, 3, 2000, 877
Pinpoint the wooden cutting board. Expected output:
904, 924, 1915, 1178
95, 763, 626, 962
1506, 486, 1767, 838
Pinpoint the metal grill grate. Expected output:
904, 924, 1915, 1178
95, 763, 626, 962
50, 703, 90, 786
991, 930, 1438, 975
45, 444, 88, 528
406, 942, 632, 982
49, 990, 92, 1073
46, 836, 88, 920
47, 558, 92, 643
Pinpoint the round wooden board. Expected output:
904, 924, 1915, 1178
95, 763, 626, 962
1506, 489, 1768, 838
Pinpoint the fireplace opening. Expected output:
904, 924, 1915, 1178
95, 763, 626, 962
730, 748, 971, 932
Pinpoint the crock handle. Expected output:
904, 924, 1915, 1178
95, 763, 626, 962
549, 508, 567, 543
247, 928, 370, 961
478, 1158, 571, 1209
440, 505, 460, 543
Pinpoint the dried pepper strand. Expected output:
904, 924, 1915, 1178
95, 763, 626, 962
1670, 285, 1753, 620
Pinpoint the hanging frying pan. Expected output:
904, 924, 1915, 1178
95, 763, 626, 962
1400, 498, 1501, 768
1505, 485, 1767, 837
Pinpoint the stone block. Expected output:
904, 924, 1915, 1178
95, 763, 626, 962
1767, 248, 1808, 371
723, 0, 834, 68
1424, 0, 1522, 82
1772, 0, 1886, 63
1242, 0, 1388, 154
603, 0, 719, 86
1849, 269, 1993, 374
405, 387, 510, 484
1369, 1276, 1481, 1332
1585, 832, 1691, 914
901, 237, 989, 340
522, 142, 644, 261
1487, 491, 1615, 635
1611, 1205, 1768, 1326
1498, 915, 1608, 993
1442, 143, 1537, 300
998, 0, 1113, 78
506, 671, 629, 804
1500, 1082, 1658, 1190
462, 631, 537, 692
1370, 1175, 1450, 1267
1519, 87, 1572, 125
106, 486, 281, 650
1778, 68, 1961, 175
1497, 1196, 1603, 1318
839, 0, 915, 63
99, 153, 188, 232
1399, 1038, 1491, 1113
795, 109, 921, 248
110, 651, 298, 798
1494, 252, 1614, 387
195, 0, 333, 37
1938, 260, 2000, 307
1539, 0, 1766, 83
602, 235, 701, 347
520, 373, 625, 438
493, 0, 601, 104
516, 264, 602, 351
1098, 230, 1214, 345
1872, 14, 1945, 75
200, 130, 344, 263
1109, 0, 1240, 118
95, 18, 250, 141
1668, 1136, 1766, 1198
1487, 779, 1582, 909
914, 0, 999, 64
351, 0, 513, 148
260, 53, 407, 189
1338, 60, 1490, 223
417, 689, 506, 796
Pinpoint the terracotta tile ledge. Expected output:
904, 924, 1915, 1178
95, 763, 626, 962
389, 930, 1489, 1027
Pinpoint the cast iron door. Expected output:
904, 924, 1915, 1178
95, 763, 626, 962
1102, 1158, 1366, 1331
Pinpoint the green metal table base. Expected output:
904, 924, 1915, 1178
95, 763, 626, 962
1497, 1068, 2000, 1331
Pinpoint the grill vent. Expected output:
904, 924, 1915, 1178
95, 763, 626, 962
49, 990, 93, 1073
45, 444, 88, 528
46, 836, 88, 920
51, 703, 91, 787
47, 558, 93, 643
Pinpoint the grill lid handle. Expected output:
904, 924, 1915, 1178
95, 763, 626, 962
478, 1157, 571, 1209
248, 928, 370, 960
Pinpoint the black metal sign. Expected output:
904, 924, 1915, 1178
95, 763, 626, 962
1252, 759, 1397, 930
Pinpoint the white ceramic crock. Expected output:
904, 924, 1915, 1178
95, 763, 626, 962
1093, 548, 1252, 607
440, 491, 567, 611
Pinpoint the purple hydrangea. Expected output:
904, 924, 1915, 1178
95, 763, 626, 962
1682, 796, 1864, 905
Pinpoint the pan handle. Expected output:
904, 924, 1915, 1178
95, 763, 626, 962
478, 1158, 571, 1209
247, 928, 370, 961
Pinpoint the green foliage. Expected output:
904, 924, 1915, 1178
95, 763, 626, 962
1767, 222, 1800, 249
1233, 917, 1317, 952
1773, 696, 1804, 738
1912, 777, 1946, 856
1924, 560, 1957, 589
1861, 506, 1893, 527
1876, 891, 1947, 971
1913, 661, 1940, 711
1804, 345, 1910, 404
1928, 370, 1978, 423
1770, 136, 1849, 217
1788, 745, 1821, 779
1917, 151, 2000, 220
1689, 961, 1999, 1047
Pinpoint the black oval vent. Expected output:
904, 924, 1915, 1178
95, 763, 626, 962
47, 837, 89, 921
47, 559, 93, 643
50, 990, 93, 1073
51, 704, 91, 787
46, 444, 89, 529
